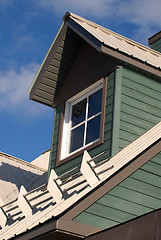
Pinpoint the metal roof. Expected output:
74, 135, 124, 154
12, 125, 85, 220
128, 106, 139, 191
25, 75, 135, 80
29, 12, 161, 107
0, 152, 47, 205
31, 149, 50, 171
0, 121, 160, 239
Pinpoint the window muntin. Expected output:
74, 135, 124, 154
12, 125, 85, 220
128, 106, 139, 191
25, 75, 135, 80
88, 88, 102, 118
86, 114, 101, 145
69, 87, 103, 155
70, 124, 85, 153
71, 98, 87, 127
59, 80, 105, 162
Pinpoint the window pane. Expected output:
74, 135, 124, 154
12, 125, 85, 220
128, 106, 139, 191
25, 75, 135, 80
70, 124, 85, 153
86, 115, 101, 145
88, 89, 102, 118
72, 98, 87, 127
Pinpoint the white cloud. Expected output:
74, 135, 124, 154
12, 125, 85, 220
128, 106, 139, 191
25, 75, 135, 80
118, 0, 161, 27
34, 0, 116, 19
0, 63, 50, 117
115, 0, 161, 44
34, 0, 161, 44
35, 0, 161, 25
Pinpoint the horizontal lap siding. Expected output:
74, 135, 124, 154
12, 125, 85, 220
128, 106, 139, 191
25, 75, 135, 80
74, 211, 118, 229
49, 72, 115, 175
150, 38, 161, 53
48, 105, 62, 173
74, 152, 161, 229
89, 72, 115, 161
73, 69, 161, 229
119, 68, 161, 150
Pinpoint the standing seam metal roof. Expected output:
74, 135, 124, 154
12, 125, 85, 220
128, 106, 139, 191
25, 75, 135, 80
0, 121, 161, 239
28, 12, 161, 108
0, 152, 46, 205
67, 12, 161, 68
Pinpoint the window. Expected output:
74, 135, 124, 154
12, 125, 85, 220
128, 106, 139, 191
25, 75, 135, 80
60, 80, 106, 161
70, 87, 102, 153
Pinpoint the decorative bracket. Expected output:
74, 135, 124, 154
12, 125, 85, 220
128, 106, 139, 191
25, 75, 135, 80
47, 169, 63, 204
0, 207, 7, 228
17, 186, 32, 218
80, 151, 99, 187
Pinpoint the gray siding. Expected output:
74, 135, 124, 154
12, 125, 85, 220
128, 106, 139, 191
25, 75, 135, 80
73, 152, 161, 229
118, 67, 161, 151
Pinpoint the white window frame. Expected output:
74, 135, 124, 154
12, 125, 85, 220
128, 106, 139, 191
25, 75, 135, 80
60, 80, 103, 160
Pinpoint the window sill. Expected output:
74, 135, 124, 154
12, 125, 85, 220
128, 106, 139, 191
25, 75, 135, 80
56, 139, 103, 167
56, 77, 107, 167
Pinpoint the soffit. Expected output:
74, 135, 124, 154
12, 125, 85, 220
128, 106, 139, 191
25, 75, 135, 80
29, 12, 161, 108
68, 12, 161, 68
29, 25, 84, 107
0, 122, 160, 239
86, 208, 161, 240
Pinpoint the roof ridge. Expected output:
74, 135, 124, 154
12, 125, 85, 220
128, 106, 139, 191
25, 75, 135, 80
67, 12, 161, 57
0, 152, 46, 172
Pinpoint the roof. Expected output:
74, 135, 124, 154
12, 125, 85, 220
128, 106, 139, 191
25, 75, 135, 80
31, 149, 50, 171
0, 121, 160, 239
28, 12, 161, 107
0, 152, 47, 205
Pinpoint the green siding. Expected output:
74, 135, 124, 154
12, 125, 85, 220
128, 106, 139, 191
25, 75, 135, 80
111, 67, 122, 155
49, 71, 116, 175
48, 62, 161, 230
48, 104, 62, 175
150, 38, 161, 53
73, 152, 161, 229
49, 66, 161, 176
118, 67, 161, 151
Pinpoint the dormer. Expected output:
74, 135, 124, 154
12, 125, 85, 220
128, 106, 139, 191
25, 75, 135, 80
28, 12, 161, 177
1, 12, 161, 239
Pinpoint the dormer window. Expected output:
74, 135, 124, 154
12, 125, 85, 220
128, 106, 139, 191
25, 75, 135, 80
59, 79, 106, 162
70, 86, 102, 153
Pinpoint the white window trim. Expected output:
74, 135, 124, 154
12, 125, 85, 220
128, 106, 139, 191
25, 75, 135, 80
60, 80, 103, 160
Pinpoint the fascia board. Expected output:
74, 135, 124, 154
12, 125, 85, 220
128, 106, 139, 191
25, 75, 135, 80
28, 22, 68, 101
1, 125, 161, 239
62, 138, 161, 220
0, 151, 46, 172
101, 44, 161, 79
15, 219, 57, 240
57, 218, 102, 237
66, 17, 102, 53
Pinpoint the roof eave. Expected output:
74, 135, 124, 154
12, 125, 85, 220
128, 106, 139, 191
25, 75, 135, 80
13, 137, 161, 240
28, 13, 161, 108
28, 21, 68, 106
62, 137, 161, 220
66, 16, 102, 52
14, 218, 100, 240
100, 44, 161, 79
1, 122, 161, 239
28, 15, 103, 108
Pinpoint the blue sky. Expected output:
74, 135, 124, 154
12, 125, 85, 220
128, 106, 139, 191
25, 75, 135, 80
0, 0, 161, 162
